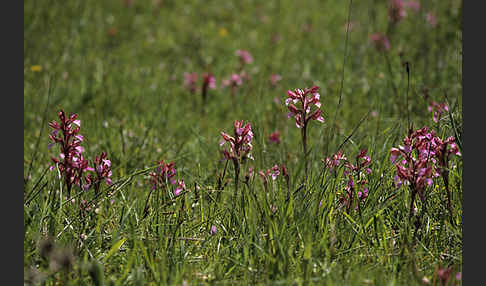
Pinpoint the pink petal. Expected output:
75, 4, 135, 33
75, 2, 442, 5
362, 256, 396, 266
287, 90, 297, 98
102, 159, 111, 167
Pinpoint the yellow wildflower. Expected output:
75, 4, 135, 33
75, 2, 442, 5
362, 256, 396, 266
31, 65, 42, 72
218, 28, 228, 37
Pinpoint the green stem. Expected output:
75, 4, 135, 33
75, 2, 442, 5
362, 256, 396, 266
301, 124, 308, 180
442, 171, 454, 225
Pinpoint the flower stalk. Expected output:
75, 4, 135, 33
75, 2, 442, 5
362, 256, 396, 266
285, 86, 325, 179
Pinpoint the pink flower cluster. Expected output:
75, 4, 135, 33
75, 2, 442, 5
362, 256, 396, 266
370, 33, 390, 52
434, 136, 461, 173
184, 72, 216, 94
259, 164, 281, 181
48, 110, 94, 193
270, 74, 282, 88
235, 49, 253, 65
388, 0, 407, 24
210, 225, 218, 235
202, 72, 216, 90
285, 86, 324, 129
221, 49, 253, 95
244, 166, 255, 184
425, 12, 437, 27
94, 152, 112, 185
324, 150, 347, 172
220, 120, 254, 162
268, 131, 280, 144
428, 101, 449, 123
84, 151, 113, 192
49, 110, 113, 196
184, 72, 199, 94
257, 164, 289, 190
325, 149, 372, 211
391, 132, 435, 194
221, 73, 243, 88
390, 127, 460, 200
149, 160, 185, 196
404, 0, 420, 13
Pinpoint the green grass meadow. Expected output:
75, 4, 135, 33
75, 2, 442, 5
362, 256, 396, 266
24, 0, 462, 285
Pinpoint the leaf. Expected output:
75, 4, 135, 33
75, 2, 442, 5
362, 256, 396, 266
103, 238, 127, 262
304, 232, 312, 260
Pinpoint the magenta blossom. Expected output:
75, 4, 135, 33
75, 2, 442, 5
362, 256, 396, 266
94, 152, 112, 186
327, 149, 372, 212
201, 72, 216, 109
370, 33, 390, 52
433, 134, 461, 222
84, 151, 112, 193
235, 49, 253, 65
285, 85, 324, 177
267, 165, 281, 181
220, 120, 254, 162
174, 179, 185, 196
268, 131, 281, 144
428, 101, 449, 123
270, 74, 282, 87
184, 72, 198, 94
388, 0, 407, 24
437, 267, 453, 286
210, 225, 218, 235
48, 110, 93, 195
202, 73, 216, 90
220, 120, 254, 194
222, 73, 244, 98
425, 12, 437, 27
324, 150, 372, 212
149, 160, 178, 190
285, 86, 324, 129
258, 164, 281, 193
244, 166, 255, 185
144, 160, 185, 217
404, 0, 420, 13
323, 150, 347, 173
281, 164, 289, 181
389, 127, 455, 217
222, 73, 243, 88
259, 164, 288, 184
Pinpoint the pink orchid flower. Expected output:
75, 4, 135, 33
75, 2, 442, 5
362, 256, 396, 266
235, 49, 253, 65
370, 33, 390, 52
